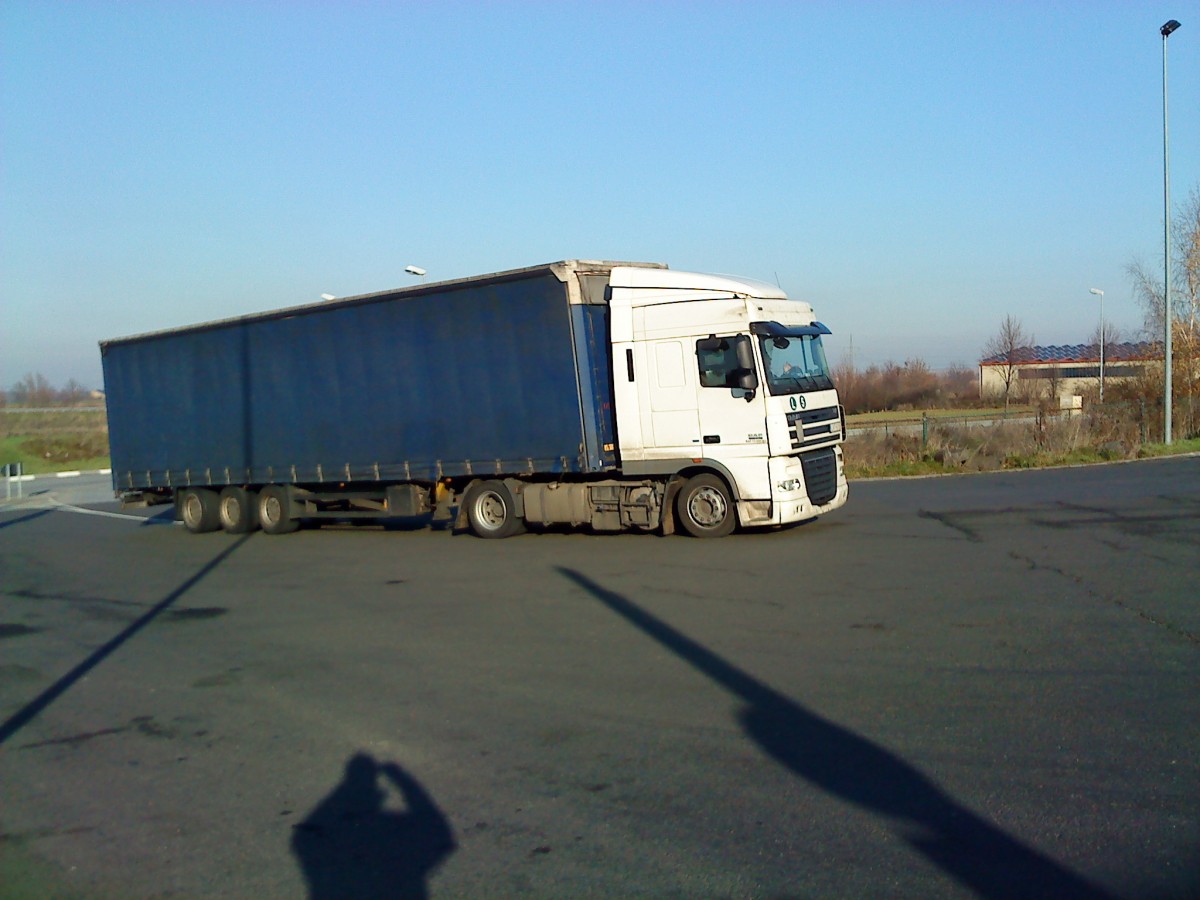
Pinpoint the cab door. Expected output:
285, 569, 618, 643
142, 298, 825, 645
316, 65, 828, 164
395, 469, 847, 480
693, 334, 771, 498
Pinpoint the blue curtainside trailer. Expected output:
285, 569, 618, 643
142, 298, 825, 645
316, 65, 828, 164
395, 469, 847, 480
103, 262, 624, 491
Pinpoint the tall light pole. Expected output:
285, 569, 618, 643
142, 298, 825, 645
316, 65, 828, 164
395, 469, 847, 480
1161, 19, 1180, 443
1090, 288, 1105, 404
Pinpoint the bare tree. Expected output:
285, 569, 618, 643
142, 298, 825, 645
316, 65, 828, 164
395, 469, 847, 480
830, 359, 987, 413
1126, 184, 1200, 437
9, 373, 56, 407
1089, 322, 1124, 350
940, 363, 978, 406
1043, 364, 1063, 405
58, 379, 91, 404
1085, 323, 1125, 404
982, 315, 1034, 411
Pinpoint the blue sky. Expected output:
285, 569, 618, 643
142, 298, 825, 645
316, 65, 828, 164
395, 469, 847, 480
2, 1, 1197, 389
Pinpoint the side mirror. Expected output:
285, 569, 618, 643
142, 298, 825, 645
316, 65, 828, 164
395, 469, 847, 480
735, 338, 759, 390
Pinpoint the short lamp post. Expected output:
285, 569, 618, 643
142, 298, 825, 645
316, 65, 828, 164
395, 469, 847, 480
1162, 18, 1181, 443
1089, 288, 1105, 404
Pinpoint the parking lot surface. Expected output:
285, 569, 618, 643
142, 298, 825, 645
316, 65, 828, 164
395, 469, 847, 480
1, 459, 1197, 898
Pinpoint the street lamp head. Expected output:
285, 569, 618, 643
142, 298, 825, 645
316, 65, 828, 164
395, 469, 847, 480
1161, 20, 1181, 37
1089, 288, 1104, 297
404, 265, 427, 277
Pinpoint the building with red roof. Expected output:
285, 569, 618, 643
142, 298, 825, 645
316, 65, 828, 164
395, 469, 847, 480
979, 342, 1160, 401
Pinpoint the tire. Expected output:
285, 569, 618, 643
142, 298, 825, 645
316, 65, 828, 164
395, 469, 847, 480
218, 486, 259, 534
675, 474, 736, 538
179, 488, 221, 534
257, 484, 300, 535
464, 480, 525, 539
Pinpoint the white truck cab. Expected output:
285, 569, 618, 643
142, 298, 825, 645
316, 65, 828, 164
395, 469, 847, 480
608, 266, 847, 533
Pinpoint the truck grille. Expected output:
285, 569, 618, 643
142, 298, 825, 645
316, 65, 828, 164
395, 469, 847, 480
787, 406, 842, 451
801, 448, 838, 506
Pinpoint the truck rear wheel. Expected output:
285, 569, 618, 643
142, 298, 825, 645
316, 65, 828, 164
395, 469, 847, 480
464, 480, 525, 539
219, 486, 259, 534
257, 485, 300, 535
180, 488, 221, 534
675, 474, 736, 538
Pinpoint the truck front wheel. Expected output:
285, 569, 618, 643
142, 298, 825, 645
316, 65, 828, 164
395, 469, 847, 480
464, 480, 525, 539
676, 474, 736, 538
180, 488, 221, 534
257, 485, 300, 535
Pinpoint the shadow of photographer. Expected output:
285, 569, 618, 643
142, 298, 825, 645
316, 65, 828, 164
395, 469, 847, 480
292, 753, 456, 899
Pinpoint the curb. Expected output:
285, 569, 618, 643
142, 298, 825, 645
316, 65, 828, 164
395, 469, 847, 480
4, 468, 112, 483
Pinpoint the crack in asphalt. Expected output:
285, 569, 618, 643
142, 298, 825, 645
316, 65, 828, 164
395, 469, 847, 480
917, 509, 982, 542
1007, 549, 1200, 646
921, 502, 1198, 647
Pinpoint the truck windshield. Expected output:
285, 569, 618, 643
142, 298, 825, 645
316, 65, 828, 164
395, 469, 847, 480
760, 334, 835, 396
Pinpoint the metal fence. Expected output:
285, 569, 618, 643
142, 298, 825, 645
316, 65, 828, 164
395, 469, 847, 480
847, 410, 1035, 443
847, 400, 1184, 449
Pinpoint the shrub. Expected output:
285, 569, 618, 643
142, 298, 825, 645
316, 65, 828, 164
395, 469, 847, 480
842, 401, 1164, 479
834, 360, 982, 414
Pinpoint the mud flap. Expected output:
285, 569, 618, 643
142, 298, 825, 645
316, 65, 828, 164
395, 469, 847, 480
451, 481, 474, 532
661, 478, 684, 536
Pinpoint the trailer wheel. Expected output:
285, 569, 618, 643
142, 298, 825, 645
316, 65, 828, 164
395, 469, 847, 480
180, 488, 221, 534
257, 485, 299, 535
675, 474, 736, 538
219, 486, 259, 534
464, 480, 524, 539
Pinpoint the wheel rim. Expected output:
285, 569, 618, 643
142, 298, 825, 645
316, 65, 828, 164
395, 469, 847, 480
184, 494, 202, 527
262, 496, 281, 526
474, 491, 508, 530
687, 486, 728, 529
221, 496, 240, 525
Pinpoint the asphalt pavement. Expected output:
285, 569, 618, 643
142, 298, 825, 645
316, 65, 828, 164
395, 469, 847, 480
1, 459, 1197, 898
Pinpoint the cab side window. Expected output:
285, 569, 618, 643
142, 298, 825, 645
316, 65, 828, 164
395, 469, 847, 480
696, 335, 753, 388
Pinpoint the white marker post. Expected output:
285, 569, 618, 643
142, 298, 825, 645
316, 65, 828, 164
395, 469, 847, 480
3, 462, 24, 500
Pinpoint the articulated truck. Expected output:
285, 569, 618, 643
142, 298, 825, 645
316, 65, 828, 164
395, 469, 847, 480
101, 260, 847, 538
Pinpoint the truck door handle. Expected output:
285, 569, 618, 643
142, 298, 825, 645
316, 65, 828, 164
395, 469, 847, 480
703, 435, 721, 444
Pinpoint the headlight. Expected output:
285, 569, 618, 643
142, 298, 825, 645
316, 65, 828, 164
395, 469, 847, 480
776, 478, 803, 492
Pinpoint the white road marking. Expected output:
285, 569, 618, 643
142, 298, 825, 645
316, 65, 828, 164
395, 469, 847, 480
46, 496, 180, 525
3, 468, 110, 483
